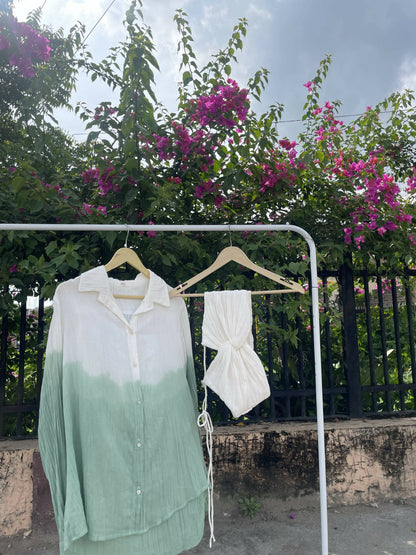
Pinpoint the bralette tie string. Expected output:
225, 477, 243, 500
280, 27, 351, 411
197, 345, 215, 548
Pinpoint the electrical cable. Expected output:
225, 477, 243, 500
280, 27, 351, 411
69, 108, 398, 136
278, 109, 395, 125
82, 0, 119, 44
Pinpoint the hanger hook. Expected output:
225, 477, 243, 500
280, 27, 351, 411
124, 225, 130, 248
228, 224, 233, 247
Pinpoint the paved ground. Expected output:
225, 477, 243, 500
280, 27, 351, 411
1, 499, 416, 555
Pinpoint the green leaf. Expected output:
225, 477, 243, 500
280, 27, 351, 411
105, 232, 118, 250
86, 130, 100, 144
45, 241, 58, 257
182, 71, 192, 86
162, 254, 172, 266
125, 187, 138, 204
123, 138, 137, 156
11, 176, 26, 193
316, 150, 325, 162
125, 158, 138, 174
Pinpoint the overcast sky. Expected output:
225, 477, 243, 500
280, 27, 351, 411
12, 0, 416, 140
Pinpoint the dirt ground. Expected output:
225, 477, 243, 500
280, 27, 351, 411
1, 499, 416, 555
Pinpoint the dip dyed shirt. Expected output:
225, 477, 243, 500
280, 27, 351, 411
38, 266, 208, 554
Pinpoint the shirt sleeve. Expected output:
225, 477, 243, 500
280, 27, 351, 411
179, 299, 199, 415
38, 287, 67, 537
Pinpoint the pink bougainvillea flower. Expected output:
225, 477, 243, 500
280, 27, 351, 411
214, 194, 226, 208
194, 179, 214, 198
81, 167, 100, 184
354, 235, 365, 249
384, 221, 398, 231
147, 221, 156, 238
82, 203, 94, 215
9, 264, 18, 273
0, 35, 10, 50
97, 205, 107, 216
3, 16, 51, 78
190, 80, 249, 129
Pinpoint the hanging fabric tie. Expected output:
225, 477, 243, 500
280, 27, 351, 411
197, 353, 215, 548
201, 290, 271, 419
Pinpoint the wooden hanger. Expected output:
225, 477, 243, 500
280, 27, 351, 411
169, 246, 305, 298
104, 247, 150, 299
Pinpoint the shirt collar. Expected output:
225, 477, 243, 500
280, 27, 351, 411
79, 265, 171, 312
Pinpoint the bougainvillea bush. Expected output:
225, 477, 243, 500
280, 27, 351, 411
1, 0, 416, 308
3, 0, 416, 431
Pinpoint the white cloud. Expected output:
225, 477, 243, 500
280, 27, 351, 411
13, 0, 127, 44
247, 3, 272, 24
398, 57, 416, 93
201, 3, 229, 29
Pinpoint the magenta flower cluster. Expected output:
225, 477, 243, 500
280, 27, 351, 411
314, 102, 343, 144
0, 16, 50, 78
129, 80, 251, 210
259, 140, 304, 193
189, 79, 249, 129
82, 203, 107, 216
81, 164, 120, 196
153, 124, 212, 168
324, 148, 412, 248
305, 100, 413, 249
343, 170, 412, 249
194, 179, 225, 207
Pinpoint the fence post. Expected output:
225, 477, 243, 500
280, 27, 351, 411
339, 254, 363, 417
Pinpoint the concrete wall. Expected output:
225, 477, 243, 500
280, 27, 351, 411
1, 418, 416, 537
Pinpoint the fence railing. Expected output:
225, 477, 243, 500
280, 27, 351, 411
2, 265, 416, 439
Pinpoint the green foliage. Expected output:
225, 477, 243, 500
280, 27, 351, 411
2, 1, 416, 304
1, 302, 51, 436
2, 2, 416, 434
238, 497, 261, 518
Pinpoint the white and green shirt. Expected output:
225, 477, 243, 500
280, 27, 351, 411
38, 266, 208, 554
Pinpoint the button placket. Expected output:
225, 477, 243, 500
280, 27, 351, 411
126, 327, 140, 378
133, 387, 144, 511
126, 322, 145, 520
130, 339, 144, 518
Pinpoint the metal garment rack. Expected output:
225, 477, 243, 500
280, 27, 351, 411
0, 222, 329, 555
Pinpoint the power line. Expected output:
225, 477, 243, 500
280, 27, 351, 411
82, 0, 119, 44
68, 108, 400, 136
278, 109, 395, 125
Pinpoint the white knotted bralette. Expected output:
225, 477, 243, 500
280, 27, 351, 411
202, 290, 271, 418
197, 290, 271, 548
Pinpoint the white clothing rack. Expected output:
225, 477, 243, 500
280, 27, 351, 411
0, 222, 328, 555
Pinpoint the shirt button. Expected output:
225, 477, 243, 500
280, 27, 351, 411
137, 400, 142, 405
136, 489, 141, 495
137, 442, 141, 448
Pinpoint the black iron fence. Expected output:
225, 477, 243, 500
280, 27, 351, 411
2, 264, 416, 439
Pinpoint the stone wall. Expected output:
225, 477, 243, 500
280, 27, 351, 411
1, 418, 416, 536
